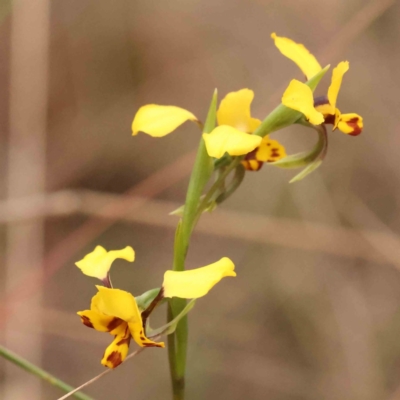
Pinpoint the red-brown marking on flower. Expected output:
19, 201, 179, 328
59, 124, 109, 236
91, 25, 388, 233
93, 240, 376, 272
241, 160, 263, 171
270, 148, 281, 158
143, 343, 163, 348
346, 117, 362, 136
80, 315, 94, 329
324, 114, 335, 125
106, 351, 123, 368
244, 148, 258, 161
107, 317, 123, 332
116, 336, 131, 346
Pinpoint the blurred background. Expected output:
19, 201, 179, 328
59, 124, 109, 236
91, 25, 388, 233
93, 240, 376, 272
1, 0, 400, 399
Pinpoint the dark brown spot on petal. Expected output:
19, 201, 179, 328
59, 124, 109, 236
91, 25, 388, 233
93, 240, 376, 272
143, 343, 163, 348
116, 337, 131, 346
270, 148, 280, 158
107, 317, 123, 332
244, 148, 258, 161
241, 160, 263, 171
80, 315, 94, 329
116, 326, 131, 346
140, 336, 146, 340
324, 114, 335, 125
106, 351, 122, 368
346, 117, 362, 136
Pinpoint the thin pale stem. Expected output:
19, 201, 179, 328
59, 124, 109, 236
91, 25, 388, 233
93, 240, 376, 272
0, 345, 93, 400
56, 337, 160, 400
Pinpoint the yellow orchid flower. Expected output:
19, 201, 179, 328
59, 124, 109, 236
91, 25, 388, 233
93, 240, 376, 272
75, 245, 135, 286
272, 33, 363, 136
78, 286, 164, 368
77, 254, 235, 368
314, 62, 363, 136
204, 89, 285, 166
131, 89, 286, 161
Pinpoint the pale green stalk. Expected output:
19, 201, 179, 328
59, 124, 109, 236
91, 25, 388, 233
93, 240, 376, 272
167, 90, 217, 400
0, 345, 93, 400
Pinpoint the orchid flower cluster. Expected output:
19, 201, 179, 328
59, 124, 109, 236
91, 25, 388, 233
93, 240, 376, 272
132, 33, 363, 180
76, 33, 363, 399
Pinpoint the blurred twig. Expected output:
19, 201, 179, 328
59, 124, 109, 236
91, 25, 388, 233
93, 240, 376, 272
1, 190, 400, 270
319, 0, 396, 64
5, 0, 50, 398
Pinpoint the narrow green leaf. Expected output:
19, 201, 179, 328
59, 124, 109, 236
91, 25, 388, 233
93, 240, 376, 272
289, 160, 323, 183
271, 123, 327, 169
274, 123, 328, 183
149, 300, 196, 337
136, 288, 163, 311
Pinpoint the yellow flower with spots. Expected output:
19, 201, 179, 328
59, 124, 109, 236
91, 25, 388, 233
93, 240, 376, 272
77, 247, 236, 368
132, 89, 286, 166
212, 89, 286, 171
272, 33, 363, 136
78, 286, 163, 368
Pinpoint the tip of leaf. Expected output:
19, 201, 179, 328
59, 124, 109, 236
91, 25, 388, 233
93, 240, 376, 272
322, 64, 331, 73
289, 160, 322, 183
169, 205, 184, 217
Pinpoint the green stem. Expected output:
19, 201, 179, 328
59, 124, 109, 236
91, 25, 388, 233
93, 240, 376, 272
253, 65, 331, 139
0, 345, 93, 400
194, 157, 241, 224
167, 90, 218, 400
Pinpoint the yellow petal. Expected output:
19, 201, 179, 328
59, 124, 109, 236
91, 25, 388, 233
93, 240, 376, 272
335, 112, 363, 136
203, 126, 262, 159
128, 321, 165, 349
75, 245, 135, 281
77, 309, 124, 333
315, 103, 335, 116
132, 105, 197, 137
256, 137, 287, 162
101, 324, 131, 368
92, 286, 139, 322
91, 287, 164, 349
327, 61, 349, 109
271, 33, 322, 80
163, 257, 236, 299
282, 80, 324, 125
217, 89, 261, 133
